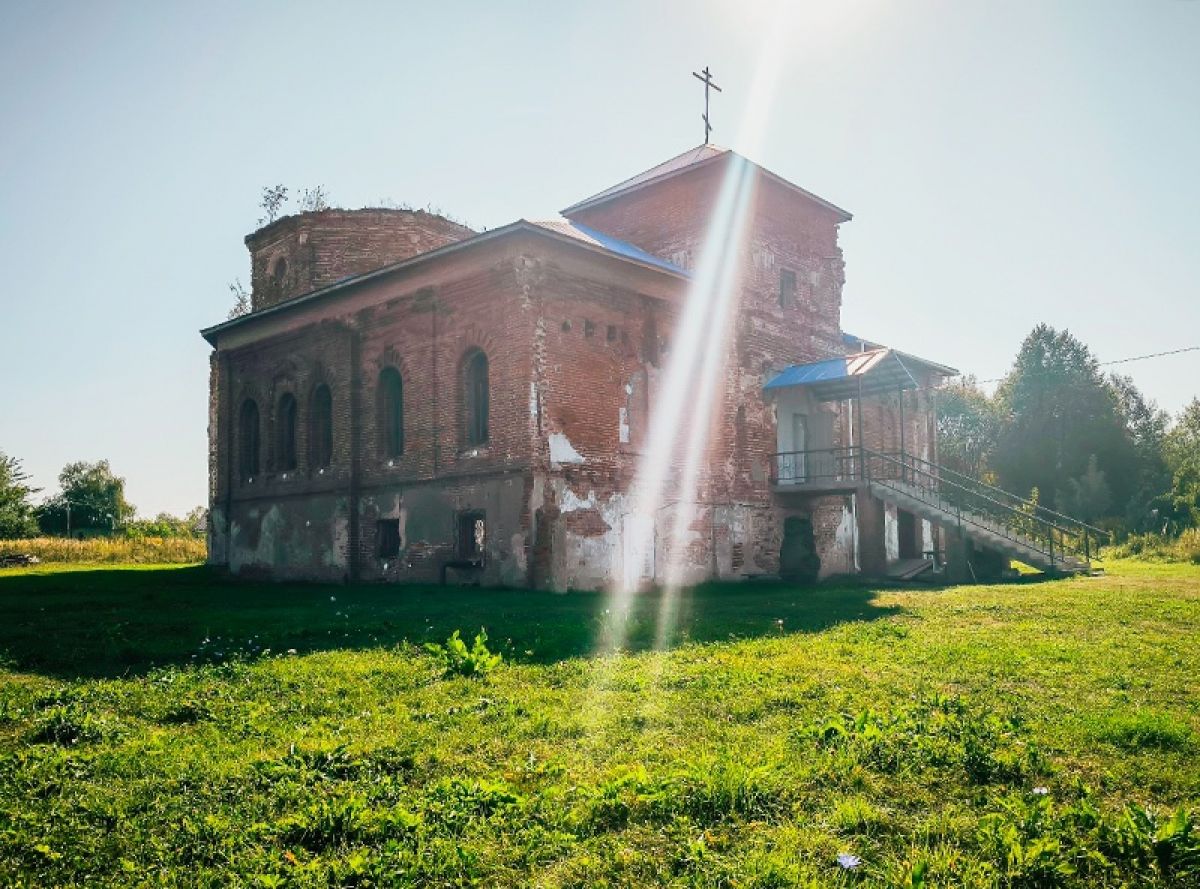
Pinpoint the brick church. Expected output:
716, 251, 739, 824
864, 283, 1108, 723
202, 144, 966, 590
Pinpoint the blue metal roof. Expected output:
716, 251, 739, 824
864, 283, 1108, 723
764, 356, 859, 390
530, 219, 688, 276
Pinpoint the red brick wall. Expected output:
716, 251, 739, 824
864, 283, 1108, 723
245, 209, 475, 311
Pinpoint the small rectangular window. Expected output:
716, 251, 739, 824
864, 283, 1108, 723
456, 511, 486, 562
377, 519, 401, 558
779, 268, 797, 308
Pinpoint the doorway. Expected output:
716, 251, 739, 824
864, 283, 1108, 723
791, 414, 808, 482
897, 509, 919, 559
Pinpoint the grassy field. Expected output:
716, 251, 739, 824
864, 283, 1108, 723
0, 563, 1197, 887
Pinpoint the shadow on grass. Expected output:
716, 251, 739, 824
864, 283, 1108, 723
0, 565, 903, 679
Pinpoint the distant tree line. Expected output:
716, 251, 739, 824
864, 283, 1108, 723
0, 456, 205, 540
938, 324, 1200, 537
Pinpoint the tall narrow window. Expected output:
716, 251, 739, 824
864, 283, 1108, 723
779, 268, 797, 308
238, 398, 260, 480
463, 350, 489, 446
276, 393, 297, 471
310, 383, 333, 469
378, 367, 404, 458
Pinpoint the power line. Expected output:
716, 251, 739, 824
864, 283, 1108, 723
963, 345, 1200, 387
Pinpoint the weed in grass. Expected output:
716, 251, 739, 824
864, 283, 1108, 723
425, 627, 504, 678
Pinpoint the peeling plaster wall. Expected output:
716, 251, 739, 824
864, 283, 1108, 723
227, 495, 351, 581
357, 473, 530, 587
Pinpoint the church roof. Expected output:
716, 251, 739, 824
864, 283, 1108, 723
562, 144, 729, 214
529, 219, 688, 276
201, 219, 687, 345
561, 143, 853, 222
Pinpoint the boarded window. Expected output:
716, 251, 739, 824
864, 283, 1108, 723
238, 398, 260, 480
310, 383, 333, 469
463, 350, 489, 446
378, 367, 404, 458
276, 393, 297, 471
457, 511, 486, 562
377, 519, 401, 558
779, 268, 797, 308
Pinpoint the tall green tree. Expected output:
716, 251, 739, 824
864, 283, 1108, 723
38, 460, 135, 535
0, 452, 40, 539
1108, 373, 1172, 530
1152, 398, 1200, 533
935, 378, 1002, 482
992, 325, 1137, 520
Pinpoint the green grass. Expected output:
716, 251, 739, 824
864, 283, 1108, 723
1, 563, 1198, 887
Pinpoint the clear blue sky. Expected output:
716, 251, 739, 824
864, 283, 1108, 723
1, 1, 1197, 517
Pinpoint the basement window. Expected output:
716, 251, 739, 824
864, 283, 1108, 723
377, 519, 401, 558
456, 511, 486, 563
779, 268, 797, 308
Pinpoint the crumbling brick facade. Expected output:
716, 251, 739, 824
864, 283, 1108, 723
203, 147, 950, 589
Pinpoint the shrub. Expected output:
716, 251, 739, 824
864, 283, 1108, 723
425, 629, 503, 678
1105, 529, 1200, 564
0, 535, 205, 564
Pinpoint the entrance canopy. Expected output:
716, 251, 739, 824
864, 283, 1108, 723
764, 347, 957, 402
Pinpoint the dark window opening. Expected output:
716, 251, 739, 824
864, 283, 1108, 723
463, 350, 489, 446
310, 383, 333, 469
238, 399, 260, 480
271, 257, 288, 288
457, 511, 486, 562
584, 319, 595, 338
377, 519, 401, 558
606, 324, 617, 342
378, 367, 404, 458
276, 393, 297, 471
561, 319, 571, 332
779, 268, 797, 308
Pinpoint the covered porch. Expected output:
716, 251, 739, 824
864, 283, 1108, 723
764, 344, 957, 494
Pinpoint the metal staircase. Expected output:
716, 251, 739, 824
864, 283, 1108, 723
773, 447, 1105, 575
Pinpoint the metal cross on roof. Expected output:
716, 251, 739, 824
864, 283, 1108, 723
692, 66, 722, 143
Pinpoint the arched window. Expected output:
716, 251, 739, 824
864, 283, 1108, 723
378, 367, 404, 458
238, 398, 260, 480
463, 350, 489, 446
276, 393, 297, 471
309, 383, 333, 469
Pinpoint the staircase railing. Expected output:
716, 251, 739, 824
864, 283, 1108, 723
861, 450, 1105, 568
770, 446, 1107, 569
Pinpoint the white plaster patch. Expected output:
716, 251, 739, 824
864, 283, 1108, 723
529, 381, 538, 418
618, 407, 630, 444
833, 505, 857, 576
510, 532, 527, 574
548, 432, 585, 466
559, 487, 597, 513
884, 503, 900, 562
